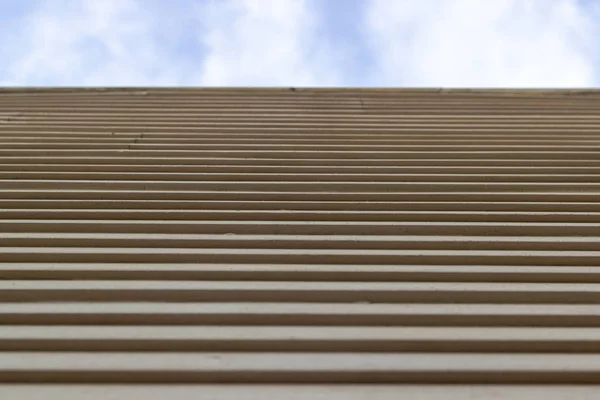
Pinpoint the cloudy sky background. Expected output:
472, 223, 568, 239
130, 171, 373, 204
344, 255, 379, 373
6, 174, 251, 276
1, 0, 598, 87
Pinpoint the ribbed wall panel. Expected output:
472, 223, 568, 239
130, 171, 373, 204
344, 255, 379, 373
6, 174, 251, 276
2, 88, 600, 396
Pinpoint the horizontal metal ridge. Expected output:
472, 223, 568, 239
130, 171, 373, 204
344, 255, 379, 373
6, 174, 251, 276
5, 302, 600, 326
7, 164, 600, 172
11, 112, 600, 119
3, 209, 600, 223
6, 180, 600, 192
4, 219, 600, 236
3, 138, 600, 145
2, 247, 600, 267
5, 352, 600, 383
7, 158, 600, 168
5, 125, 600, 134
4, 280, 600, 303
1, 385, 599, 400
7, 144, 600, 151
6, 132, 600, 139
5, 172, 600, 183
9, 120, 600, 128
0, 326, 600, 353
6, 325, 600, 342
2, 199, 600, 212
6, 150, 600, 161
3, 263, 600, 282
5, 190, 600, 203
3, 233, 600, 252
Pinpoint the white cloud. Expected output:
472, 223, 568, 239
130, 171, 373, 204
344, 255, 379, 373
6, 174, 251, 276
365, 0, 599, 87
4, 0, 183, 86
2, 0, 599, 87
2, 0, 339, 86
197, 0, 339, 86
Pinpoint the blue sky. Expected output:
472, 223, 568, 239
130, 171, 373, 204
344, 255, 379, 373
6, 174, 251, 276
1, 0, 598, 87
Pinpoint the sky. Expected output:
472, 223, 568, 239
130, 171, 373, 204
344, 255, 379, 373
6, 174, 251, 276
1, 0, 599, 87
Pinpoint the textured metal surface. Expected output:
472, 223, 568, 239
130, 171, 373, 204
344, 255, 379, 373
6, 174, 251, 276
2, 88, 600, 395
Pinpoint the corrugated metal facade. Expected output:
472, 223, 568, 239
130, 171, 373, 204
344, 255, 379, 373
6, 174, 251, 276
2, 88, 600, 396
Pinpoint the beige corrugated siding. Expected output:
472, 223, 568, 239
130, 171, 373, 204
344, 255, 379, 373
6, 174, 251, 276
2, 88, 600, 397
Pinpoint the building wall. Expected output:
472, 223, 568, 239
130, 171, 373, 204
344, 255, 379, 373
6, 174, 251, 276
1, 88, 600, 396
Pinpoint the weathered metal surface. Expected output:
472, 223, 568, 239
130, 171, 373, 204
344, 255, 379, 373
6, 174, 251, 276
2, 88, 600, 395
